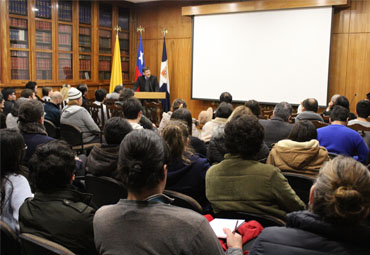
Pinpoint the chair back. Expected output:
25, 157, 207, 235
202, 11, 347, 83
0, 220, 21, 255
86, 103, 104, 130
144, 101, 163, 127
163, 190, 203, 214
20, 233, 75, 255
283, 172, 315, 204
347, 123, 370, 136
44, 119, 59, 138
311, 120, 329, 129
60, 123, 83, 147
106, 104, 123, 119
85, 174, 127, 208
214, 211, 285, 227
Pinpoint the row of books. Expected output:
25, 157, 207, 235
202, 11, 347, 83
36, 58, 52, 70
9, 0, 28, 16
36, 21, 51, 30
37, 44, 51, 50
99, 6, 112, 27
11, 57, 28, 70
80, 59, 91, 71
119, 40, 129, 50
59, 25, 72, 33
99, 60, 111, 71
99, 72, 111, 80
10, 29, 27, 42
58, 1, 72, 22
79, 2, 91, 24
37, 70, 52, 80
35, 0, 52, 19
59, 59, 72, 67
79, 71, 91, 80
99, 38, 112, 49
12, 70, 29, 80
80, 27, 91, 36
11, 43, 27, 49
122, 61, 129, 71
122, 72, 129, 80
59, 34, 72, 45
36, 31, 51, 43
11, 51, 28, 57
10, 18, 27, 29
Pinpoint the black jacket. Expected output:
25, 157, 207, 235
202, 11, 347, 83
19, 187, 97, 255
250, 210, 370, 255
259, 117, 293, 149
133, 75, 159, 92
44, 101, 61, 127
86, 144, 120, 180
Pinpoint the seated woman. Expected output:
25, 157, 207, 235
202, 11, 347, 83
0, 129, 33, 232
267, 120, 329, 176
94, 129, 243, 255
162, 121, 210, 211
250, 156, 370, 254
206, 114, 305, 221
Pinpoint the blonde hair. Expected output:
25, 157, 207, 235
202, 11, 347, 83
312, 156, 370, 224
60, 84, 71, 101
227, 105, 253, 122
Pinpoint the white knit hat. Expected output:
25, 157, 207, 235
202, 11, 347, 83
68, 87, 82, 100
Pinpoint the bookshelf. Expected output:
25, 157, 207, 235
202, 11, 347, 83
35, 0, 52, 19
11, 51, 29, 80
58, 24, 72, 51
79, 1, 91, 25
58, 0, 72, 22
99, 56, 111, 80
9, 0, 28, 16
99, 4, 112, 28
9, 18, 28, 49
59, 53, 72, 80
79, 54, 91, 80
99, 29, 112, 54
36, 52, 52, 80
36, 21, 52, 50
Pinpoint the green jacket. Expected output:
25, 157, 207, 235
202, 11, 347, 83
19, 187, 97, 255
206, 154, 305, 220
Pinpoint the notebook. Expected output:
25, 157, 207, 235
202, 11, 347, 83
209, 218, 245, 239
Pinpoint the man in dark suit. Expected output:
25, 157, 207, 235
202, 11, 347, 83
259, 102, 293, 149
133, 66, 159, 92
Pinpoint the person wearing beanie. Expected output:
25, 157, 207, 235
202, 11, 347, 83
61, 87, 100, 144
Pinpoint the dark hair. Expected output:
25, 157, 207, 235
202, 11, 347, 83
122, 98, 142, 119
224, 114, 264, 159
104, 117, 133, 145
10, 98, 28, 117
95, 89, 107, 102
288, 120, 317, 142
356, 100, 370, 119
333, 96, 350, 110
172, 98, 187, 112
25, 81, 37, 91
273, 102, 292, 121
21, 89, 34, 99
171, 108, 193, 135
142, 66, 150, 73
215, 102, 233, 118
0, 129, 26, 212
220, 92, 232, 103
77, 84, 88, 95
30, 140, 75, 192
0, 112, 6, 129
118, 88, 135, 101
303, 98, 319, 112
367, 93, 370, 101
330, 105, 349, 122
312, 156, 370, 224
118, 130, 168, 194
42, 87, 52, 97
244, 100, 261, 117
114, 85, 124, 93
2, 88, 16, 101
18, 100, 44, 124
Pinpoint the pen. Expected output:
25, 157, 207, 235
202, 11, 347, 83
233, 220, 239, 234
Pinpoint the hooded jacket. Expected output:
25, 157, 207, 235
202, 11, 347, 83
61, 105, 100, 143
86, 144, 120, 180
267, 139, 329, 176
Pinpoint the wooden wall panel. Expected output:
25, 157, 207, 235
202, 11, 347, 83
349, 0, 370, 33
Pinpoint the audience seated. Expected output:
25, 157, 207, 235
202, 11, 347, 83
244, 99, 261, 118
332, 95, 356, 120
77, 83, 89, 107
171, 108, 207, 157
295, 98, 324, 122
44, 91, 62, 127
2, 88, 16, 115
201, 102, 233, 143
250, 156, 370, 255
93, 89, 108, 123
106, 85, 123, 100
93, 129, 243, 255
162, 121, 210, 211
20, 89, 36, 100
61, 88, 101, 144
317, 105, 368, 163
41, 87, 52, 102
6, 98, 28, 130
267, 121, 329, 176
348, 100, 370, 127
122, 97, 144, 130
206, 114, 305, 221
0, 129, 33, 232
86, 117, 132, 179
18, 100, 54, 164
19, 140, 97, 255
25, 81, 41, 101
259, 102, 293, 149
322, 94, 340, 116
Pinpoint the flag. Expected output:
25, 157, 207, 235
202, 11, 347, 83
160, 36, 170, 112
135, 34, 145, 91
109, 34, 122, 93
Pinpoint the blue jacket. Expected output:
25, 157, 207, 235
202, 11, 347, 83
44, 102, 61, 127
317, 124, 369, 163
22, 133, 54, 163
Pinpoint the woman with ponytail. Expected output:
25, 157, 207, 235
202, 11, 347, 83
250, 156, 370, 255
0, 129, 32, 232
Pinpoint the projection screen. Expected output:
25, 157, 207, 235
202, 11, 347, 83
191, 7, 333, 105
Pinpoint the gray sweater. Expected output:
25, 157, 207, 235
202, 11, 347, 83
61, 105, 100, 143
94, 197, 242, 255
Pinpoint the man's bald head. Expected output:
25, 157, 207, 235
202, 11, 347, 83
50, 91, 63, 104
302, 98, 319, 112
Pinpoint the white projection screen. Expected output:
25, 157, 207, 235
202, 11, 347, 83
192, 7, 333, 105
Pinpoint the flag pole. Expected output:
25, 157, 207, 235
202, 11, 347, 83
161, 27, 168, 37
137, 25, 145, 36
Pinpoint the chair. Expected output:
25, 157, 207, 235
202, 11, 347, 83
283, 172, 315, 204
347, 123, 370, 136
311, 120, 328, 129
144, 101, 163, 127
85, 174, 127, 208
262, 110, 273, 119
59, 123, 100, 153
44, 119, 59, 138
0, 220, 21, 255
86, 103, 104, 130
20, 233, 75, 255
163, 190, 203, 214
214, 211, 285, 227
106, 103, 123, 118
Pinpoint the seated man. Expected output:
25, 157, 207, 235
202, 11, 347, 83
206, 114, 305, 221
44, 91, 63, 127
348, 100, 370, 127
19, 140, 96, 255
86, 117, 133, 179
2, 87, 17, 115
259, 102, 293, 148
295, 98, 324, 122
61, 88, 101, 144
41, 86, 52, 102
106, 85, 123, 100
77, 83, 89, 107
317, 105, 369, 163
122, 97, 144, 130
93, 89, 108, 123
20, 89, 36, 100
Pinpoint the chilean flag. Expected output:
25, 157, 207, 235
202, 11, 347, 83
160, 36, 170, 112
135, 34, 145, 91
